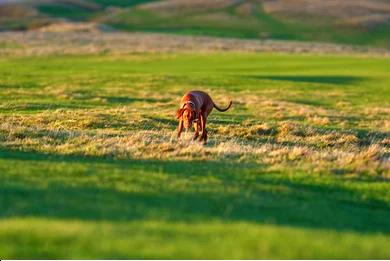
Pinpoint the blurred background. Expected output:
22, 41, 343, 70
1, 0, 389, 48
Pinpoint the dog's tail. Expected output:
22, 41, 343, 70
213, 100, 232, 112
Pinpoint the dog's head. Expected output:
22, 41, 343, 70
176, 102, 198, 129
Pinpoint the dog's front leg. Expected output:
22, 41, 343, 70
193, 121, 200, 141
177, 120, 184, 139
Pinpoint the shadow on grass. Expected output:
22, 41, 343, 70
145, 116, 177, 127
0, 103, 88, 112
250, 75, 366, 85
0, 96, 171, 113
285, 98, 331, 107
103, 96, 169, 105
145, 114, 249, 129
313, 125, 390, 147
0, 82, 42, 89
1, 148, 390, 234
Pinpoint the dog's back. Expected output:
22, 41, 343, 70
181, 90, 212, 110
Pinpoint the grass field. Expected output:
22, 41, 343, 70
0, 39, 390, 258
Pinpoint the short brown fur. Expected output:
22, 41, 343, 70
176, 90, 232, 144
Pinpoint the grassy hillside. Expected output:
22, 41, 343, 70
102, 0, 390, 47
0, 0, 389, 48
0, 46, 389, 258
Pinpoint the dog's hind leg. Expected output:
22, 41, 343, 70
199, 113, 208, 144
203, 129, 208, 144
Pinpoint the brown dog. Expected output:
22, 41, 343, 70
176, 90, 232, 144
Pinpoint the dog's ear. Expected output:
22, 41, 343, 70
176, 108, 184, 119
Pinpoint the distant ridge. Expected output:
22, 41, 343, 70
0, 0, 389, 48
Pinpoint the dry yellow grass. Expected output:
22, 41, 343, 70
1, 97, 388, 177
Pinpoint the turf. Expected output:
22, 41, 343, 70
0, 51, 389, 258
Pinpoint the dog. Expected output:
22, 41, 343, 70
176, 90, 232, 144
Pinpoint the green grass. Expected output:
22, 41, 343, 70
36, 0, 158, 21
0, 51, 390, 258
37, 4, 97, 21
1, 1, 389, 48
36, 1, 158, 20
91, 0, 158, 8
103, 3, 390, 48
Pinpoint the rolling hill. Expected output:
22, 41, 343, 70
0, 0, 389, 47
